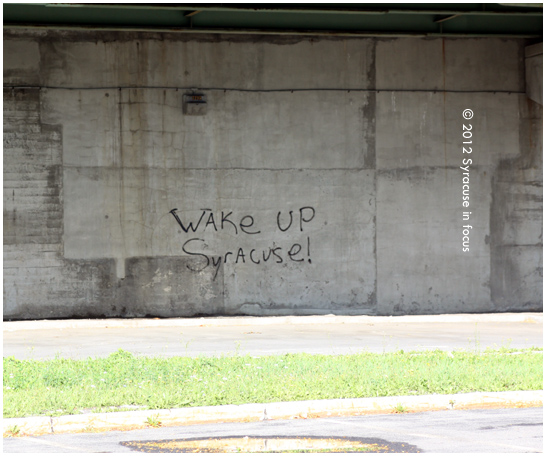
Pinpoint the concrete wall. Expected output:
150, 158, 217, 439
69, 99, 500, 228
3, 30, 542, 319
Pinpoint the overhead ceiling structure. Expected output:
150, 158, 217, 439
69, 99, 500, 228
3, 3, 543, 38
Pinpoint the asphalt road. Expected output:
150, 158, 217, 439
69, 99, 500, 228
3, 315, 543, 360
4, 407, 543, 453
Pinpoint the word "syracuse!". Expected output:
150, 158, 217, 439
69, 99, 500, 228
181, 237, 312, 280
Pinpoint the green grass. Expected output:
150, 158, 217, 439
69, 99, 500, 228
3, 348, 542, 418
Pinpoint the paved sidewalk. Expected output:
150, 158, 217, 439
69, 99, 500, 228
3, 312, 543, 360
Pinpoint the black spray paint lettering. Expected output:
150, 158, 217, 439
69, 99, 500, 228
182, 237, 312, 281
169, 208, 261, 235
170, 207, 315, 235
276, 206, 316, 232
171, 206, 316, 281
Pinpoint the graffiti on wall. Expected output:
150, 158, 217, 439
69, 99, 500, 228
169, 207, 316, 280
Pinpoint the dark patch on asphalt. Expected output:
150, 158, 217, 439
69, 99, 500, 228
120, 435, 422, 453
479, 422, 543, 430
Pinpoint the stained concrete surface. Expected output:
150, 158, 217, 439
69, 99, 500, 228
3, 407, 543, 453
4, 31, 543, 320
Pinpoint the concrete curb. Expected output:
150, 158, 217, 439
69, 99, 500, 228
3, 391, 542, 436
3, 312, 543, 331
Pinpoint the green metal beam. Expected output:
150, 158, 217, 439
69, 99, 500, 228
38, 3, 545, 16
3, 3, 543, 38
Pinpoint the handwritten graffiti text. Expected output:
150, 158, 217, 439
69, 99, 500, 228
169, 206, 317, 280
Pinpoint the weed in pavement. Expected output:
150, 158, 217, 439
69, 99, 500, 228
145, 414, 162, 428
4, 425, 21, 437
393, 403, 408, 413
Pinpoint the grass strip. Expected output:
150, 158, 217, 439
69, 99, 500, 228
3, 348, 542, 418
